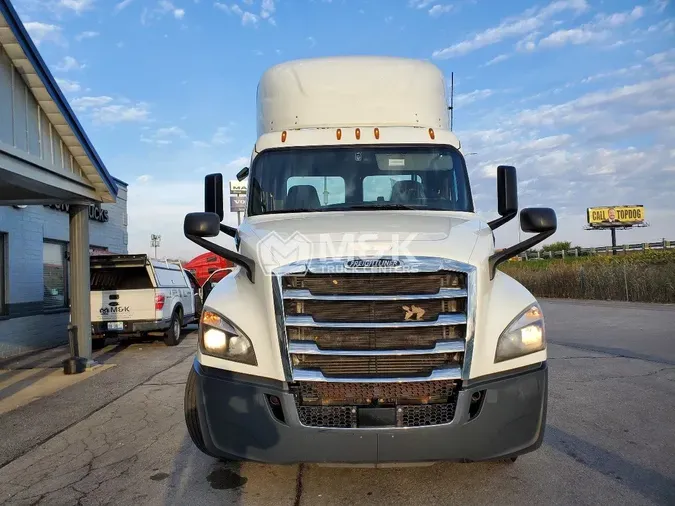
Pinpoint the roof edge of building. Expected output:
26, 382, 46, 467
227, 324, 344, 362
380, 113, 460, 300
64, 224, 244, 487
0, 0, 119, 199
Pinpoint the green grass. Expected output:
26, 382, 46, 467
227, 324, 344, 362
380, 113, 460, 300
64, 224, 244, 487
500, 250, 675, 303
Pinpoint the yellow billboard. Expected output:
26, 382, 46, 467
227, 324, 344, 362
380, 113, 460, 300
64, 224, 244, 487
587, 205, 645, 226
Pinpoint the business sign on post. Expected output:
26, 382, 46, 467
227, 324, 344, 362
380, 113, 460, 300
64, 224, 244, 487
229, 180, 247, 195
230, 196, 246, 213
586, 205, 645, 227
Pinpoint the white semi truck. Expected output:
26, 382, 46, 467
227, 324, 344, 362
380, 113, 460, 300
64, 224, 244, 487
182, 56, 557, 465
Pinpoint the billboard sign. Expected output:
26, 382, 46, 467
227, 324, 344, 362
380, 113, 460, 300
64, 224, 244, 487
230, 196, 246, 212
229, 180, 247, 195
587, 205, 645, 227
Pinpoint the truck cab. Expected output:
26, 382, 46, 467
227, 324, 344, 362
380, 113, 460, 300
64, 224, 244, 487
182, 56, 557, 465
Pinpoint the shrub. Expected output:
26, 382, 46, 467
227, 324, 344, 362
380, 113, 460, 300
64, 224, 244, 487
500, 250, 675, 303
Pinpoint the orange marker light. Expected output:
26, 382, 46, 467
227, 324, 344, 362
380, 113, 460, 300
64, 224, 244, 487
428, 128, 435, 140
281, 130, 287, 142
336, 128, 342, 140
374, 127, 380, 139
355, 128, 361, 140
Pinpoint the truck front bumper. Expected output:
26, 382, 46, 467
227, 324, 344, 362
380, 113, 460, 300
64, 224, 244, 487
192, 360, 548, 464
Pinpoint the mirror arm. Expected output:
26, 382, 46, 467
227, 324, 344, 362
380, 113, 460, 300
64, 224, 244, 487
487, 211, 517, 230
185, 234, 256, 283
219, 223, 237, 238
488, 229, 556, 280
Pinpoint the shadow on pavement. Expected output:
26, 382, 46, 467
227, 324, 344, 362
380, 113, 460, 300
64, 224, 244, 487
546, 425, 675, 505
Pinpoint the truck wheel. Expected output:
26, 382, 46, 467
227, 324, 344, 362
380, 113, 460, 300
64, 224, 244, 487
164, 310, 182, 346
92, 338, 106, 351
184, 367, 218, 458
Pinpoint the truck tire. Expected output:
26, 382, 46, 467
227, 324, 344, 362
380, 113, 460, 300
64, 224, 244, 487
184, 367, 218, 458
164, 309, 182, 346
92, 338, 106, 351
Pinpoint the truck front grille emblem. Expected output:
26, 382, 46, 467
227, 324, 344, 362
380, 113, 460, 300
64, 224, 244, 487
402, 304, 425, 321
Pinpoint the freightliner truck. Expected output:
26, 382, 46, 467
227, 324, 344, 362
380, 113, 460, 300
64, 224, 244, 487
182, 56, 557, 465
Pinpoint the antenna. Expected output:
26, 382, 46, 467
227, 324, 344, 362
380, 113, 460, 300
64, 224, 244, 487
449, 71, 454, 131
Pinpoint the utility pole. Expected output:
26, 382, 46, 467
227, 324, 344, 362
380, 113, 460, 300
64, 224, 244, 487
150, 234, 161, 259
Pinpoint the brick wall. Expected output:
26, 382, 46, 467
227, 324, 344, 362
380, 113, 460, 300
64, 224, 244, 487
0, 184, 128, 358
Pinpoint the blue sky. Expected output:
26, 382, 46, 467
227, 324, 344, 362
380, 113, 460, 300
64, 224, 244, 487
12, 0, 675, 259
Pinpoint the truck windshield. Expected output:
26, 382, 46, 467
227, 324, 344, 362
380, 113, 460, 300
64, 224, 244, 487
248, 145, 473, 215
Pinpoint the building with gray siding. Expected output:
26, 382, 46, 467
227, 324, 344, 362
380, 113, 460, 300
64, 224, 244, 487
0, 186, 128, 358
0, 0, 126, 361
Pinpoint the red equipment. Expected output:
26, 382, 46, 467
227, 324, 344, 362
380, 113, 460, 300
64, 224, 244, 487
183, 252, 234, 287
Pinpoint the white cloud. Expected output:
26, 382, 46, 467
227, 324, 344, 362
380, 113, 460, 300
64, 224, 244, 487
93, 104, 151, 124
137, 174, 153, 183
455, 89, 494, 106
581, 64, 643, 83
483, 53, 511, 66
260, 0, 275, 19
141, 126, 187, 145
212, 126, 232, 145
54, 56, 85, 72
71, 96, 114, 111
57, 0, 94, 14
534, 5, 645, 50
409, 0, 435, 8
646, 49, 675, 73
538, 27, 610, 48
174, 8, 185, 18
56, 78, 81, 93
242, 11, 258, 25
215, 2, 261, 26
115, 0, 134, 11
24, 22, 63, 46
428, 4, 453, 17
307, 36, 316, 47
71, 95, 151, 124
432, 0, 588, 58
75, 31, 99, 41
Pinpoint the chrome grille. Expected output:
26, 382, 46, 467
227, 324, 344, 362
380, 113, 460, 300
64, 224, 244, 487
287, 326, 465, 350
274, 257, 473, 428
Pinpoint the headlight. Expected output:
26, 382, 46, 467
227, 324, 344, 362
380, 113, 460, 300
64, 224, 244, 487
199, 310, 257, 366
495, 303, 546, 363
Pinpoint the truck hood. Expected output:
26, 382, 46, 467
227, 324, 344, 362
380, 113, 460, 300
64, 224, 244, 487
240, 211, 489, 270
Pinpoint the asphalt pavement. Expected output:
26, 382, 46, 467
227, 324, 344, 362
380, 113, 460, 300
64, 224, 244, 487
0, 300, 673, 506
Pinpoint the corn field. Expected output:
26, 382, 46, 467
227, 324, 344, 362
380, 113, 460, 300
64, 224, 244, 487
500, 250, 675, 304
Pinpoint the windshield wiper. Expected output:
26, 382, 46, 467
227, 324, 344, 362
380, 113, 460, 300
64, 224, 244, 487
336, 203, 419, 211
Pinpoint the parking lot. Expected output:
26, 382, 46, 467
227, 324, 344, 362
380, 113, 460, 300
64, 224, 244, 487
0, 299, 673, 506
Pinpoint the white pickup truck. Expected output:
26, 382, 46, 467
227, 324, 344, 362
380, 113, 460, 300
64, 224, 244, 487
90, 254, 201, 349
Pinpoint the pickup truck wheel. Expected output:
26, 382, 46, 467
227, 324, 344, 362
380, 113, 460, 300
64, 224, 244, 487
163, 310, 182, 346
92, 338, 106, 351
184, 367, 218, 458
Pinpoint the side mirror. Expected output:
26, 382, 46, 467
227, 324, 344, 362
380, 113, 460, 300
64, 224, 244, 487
205, 173, 224, 221
237, 167, 249, 181
488, 165, 518, 230
184, 212, 220, 238
520, 207, 557, 234
488, 206, 557, 280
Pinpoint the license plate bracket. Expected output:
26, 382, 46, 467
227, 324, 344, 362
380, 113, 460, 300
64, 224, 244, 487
107, 322, 124, 331
357, 407, 396, 427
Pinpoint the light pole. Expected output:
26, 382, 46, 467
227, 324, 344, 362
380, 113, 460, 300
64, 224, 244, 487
150, 234, 161, 259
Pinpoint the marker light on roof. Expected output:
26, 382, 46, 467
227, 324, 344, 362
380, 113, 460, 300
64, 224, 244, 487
374, 128, 380, 139
429, 128, 435, 140
281, 130, 287, 142
336, 128, 342, 140
355, 128, 361, 140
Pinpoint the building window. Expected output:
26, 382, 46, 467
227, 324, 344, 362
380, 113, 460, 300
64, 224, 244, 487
0, 234, 6, 315
43, 241, 68, 309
